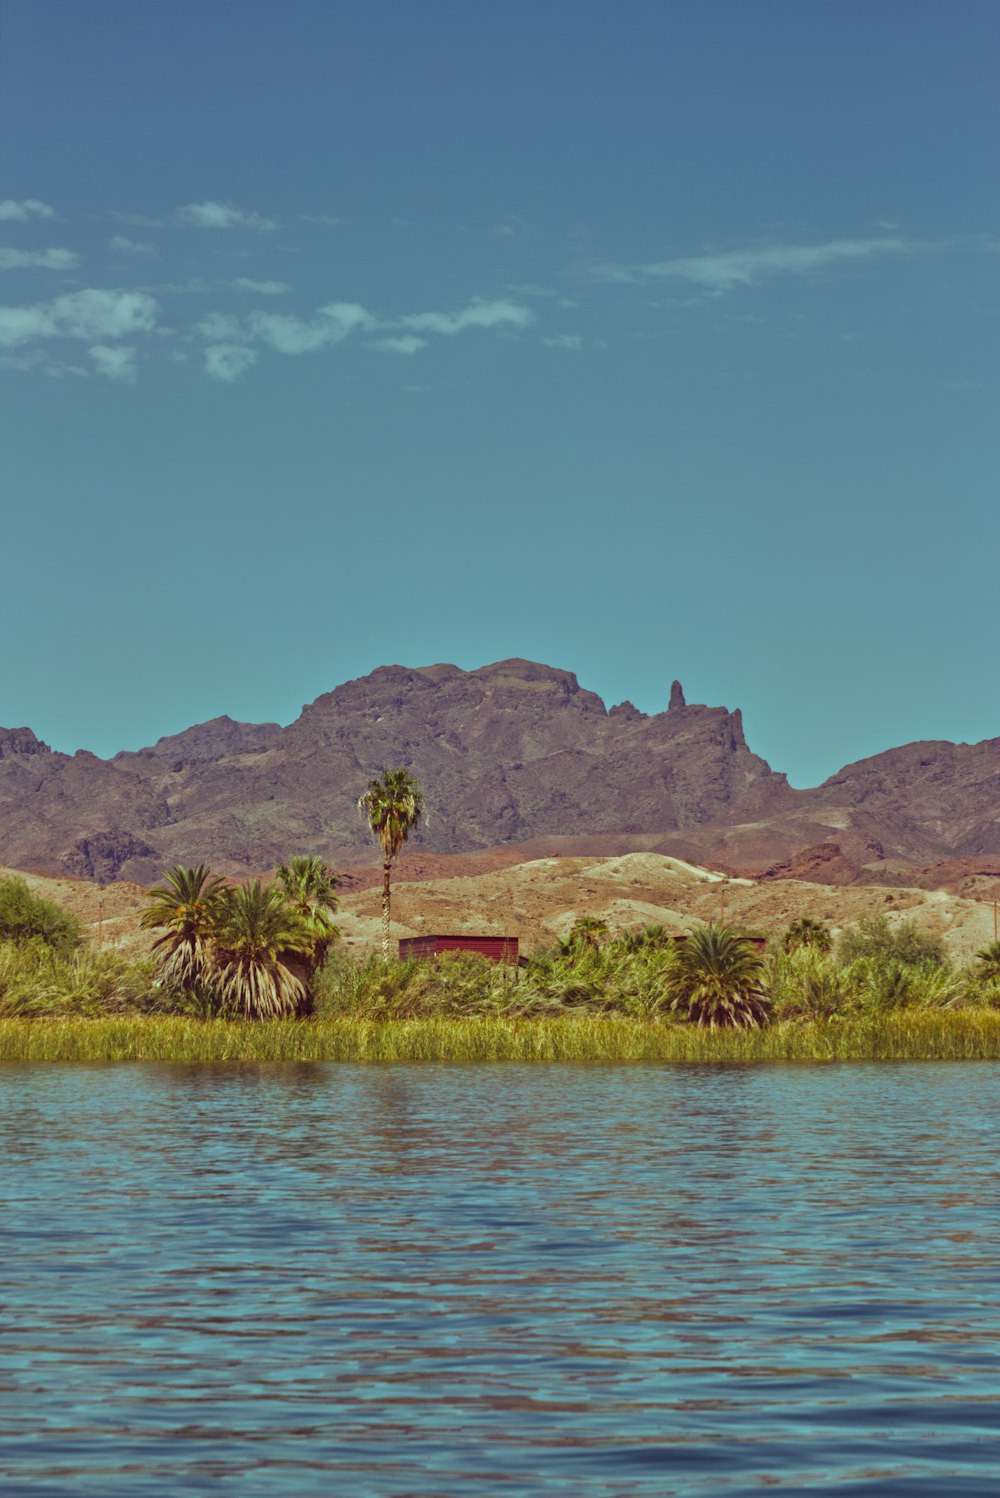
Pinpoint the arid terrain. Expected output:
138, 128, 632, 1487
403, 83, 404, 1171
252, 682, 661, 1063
8, 849, 998, 967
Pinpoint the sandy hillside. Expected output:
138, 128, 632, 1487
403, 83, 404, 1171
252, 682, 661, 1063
4, 854, 996, 966
335, 852, 998, 963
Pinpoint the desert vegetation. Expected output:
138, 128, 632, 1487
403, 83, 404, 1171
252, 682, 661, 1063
358, 768, 426, 958
3, 862, 1000, 1061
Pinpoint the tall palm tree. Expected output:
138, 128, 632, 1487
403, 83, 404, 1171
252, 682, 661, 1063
670, 923, 769, 1030
358, 768, 426, 959
139, 863, 229, 995
211, 882, 313, 1019
275, 855, 341, 973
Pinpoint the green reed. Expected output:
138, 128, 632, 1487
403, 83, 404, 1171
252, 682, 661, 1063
3, 1010, 1000, 1064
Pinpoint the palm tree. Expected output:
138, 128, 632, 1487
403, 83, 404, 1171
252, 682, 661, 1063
358, 768, 426, 959
783, 917, 833, 954
568, 916, 609, 952
211, 882, 313, 1019
139, 863, 229, 996
974, 940, 1000, 982
670, 923, 769, 1030
275, 855, 341, 973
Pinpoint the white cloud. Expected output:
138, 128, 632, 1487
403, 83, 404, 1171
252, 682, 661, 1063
204, 343, 257, 382
89, 344, 137, 382
230, 278, 291, 295
300, 214, 348, 227
542, 333, 583, 350
109, 234, 157, 257
195, 311, 244, 342
186, 294, 527, 375
248, 301, 372, 353
0, 198, 55, 222
587, 238, 926, 292
371, 334, 427, 355
0, 247, 79, 271
178, 201, 277, 232
0, 288, 158, 346
400, 298, 534, 336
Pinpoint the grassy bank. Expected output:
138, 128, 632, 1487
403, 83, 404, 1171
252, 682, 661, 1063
4, 1010, 1000, 1064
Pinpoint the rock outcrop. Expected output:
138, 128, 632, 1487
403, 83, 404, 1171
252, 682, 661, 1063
0, 660, 781, 881
2, 659, 1000, 884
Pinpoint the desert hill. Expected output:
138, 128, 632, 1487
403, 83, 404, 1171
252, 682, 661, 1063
5, 854, 995, 967
2, 658, 1000, 886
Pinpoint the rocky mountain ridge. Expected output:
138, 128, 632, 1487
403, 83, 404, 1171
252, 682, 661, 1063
1, 658, 999, 885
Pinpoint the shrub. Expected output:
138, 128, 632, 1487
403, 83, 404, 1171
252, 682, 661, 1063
838, 913, 945, 967
0, 941, 162, 1017
767, 945, 848, 1020
0, 877, 81, 955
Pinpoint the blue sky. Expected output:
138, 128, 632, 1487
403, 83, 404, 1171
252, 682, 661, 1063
1, 0, 997, 787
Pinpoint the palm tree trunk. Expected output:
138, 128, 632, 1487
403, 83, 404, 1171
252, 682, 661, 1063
382, 856, 392, 960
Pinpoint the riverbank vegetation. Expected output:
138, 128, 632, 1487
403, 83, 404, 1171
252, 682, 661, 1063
3, 872, 1000, 1061
4, 1011, 1000, 1064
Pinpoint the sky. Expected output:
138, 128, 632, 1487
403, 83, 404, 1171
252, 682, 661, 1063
1, 0, 997, 788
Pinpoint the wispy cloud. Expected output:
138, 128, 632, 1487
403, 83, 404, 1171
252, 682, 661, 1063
204, 344, 258, 382
195, 301, 372, 356
89, 344, 137, 382
109, 234, 157, 258
0, 288, 158, 347
300, 214, 349, 227
251, 302, 372, 353
587, 237, 928, 292
178, 201, 277, 232
229, 277, 291, 295
541, 333, 583, 350
0, 199, 55, 222
371, 334, 427, 355
0, 247, 79, 271
189, 294, 534, 375
400, 298, 534, 336
493, 215, 535, 238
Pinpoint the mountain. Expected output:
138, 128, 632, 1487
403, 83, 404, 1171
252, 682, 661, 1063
1, 659, 999, 885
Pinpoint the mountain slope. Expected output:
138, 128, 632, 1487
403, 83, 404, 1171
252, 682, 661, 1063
2, 659, 1000, 884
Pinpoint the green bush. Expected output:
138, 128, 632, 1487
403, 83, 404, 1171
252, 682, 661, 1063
0, 941, 164, 1017
0, 877, 81, 955
838, 913, 945, 967
767, 946, 850, 1020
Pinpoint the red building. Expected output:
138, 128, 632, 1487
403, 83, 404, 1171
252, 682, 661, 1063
398, 934, 519, 964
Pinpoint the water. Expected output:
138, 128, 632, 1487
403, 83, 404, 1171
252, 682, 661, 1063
2, 1063, 998, 1497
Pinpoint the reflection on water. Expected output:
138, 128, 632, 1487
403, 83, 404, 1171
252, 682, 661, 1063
1, 1063, 999, 1496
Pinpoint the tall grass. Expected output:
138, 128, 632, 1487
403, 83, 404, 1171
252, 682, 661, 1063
4, 1011, 1000, 1064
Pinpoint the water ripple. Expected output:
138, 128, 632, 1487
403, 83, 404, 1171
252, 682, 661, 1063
1, 1063, 999, 1495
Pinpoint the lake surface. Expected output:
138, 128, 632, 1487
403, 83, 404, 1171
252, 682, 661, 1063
2, 1063, 998, 1497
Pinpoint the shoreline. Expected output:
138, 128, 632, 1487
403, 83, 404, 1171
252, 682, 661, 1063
3, 1012, 1000, 1064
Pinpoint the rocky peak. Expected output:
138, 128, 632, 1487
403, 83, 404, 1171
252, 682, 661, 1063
609, 700, 644, 721
0, 727, 52, 760
669, 680, 686, 711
